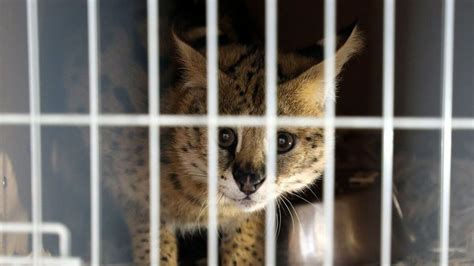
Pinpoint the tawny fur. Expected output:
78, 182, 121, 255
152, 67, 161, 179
64, 17, 362, 265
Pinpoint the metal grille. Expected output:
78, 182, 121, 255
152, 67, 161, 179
0, 0, 472, 265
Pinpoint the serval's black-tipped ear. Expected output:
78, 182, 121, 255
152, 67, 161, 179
279, 22, 363, 111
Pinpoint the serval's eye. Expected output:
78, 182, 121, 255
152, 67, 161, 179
277, 132, 295, 154
218, 128, 236, 149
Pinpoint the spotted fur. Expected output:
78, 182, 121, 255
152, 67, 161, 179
64, 12, 362, 265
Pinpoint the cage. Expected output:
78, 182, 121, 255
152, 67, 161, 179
0, 0, 473, 265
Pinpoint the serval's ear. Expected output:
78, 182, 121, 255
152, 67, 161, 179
173, 29, 208, 87
279, 22, 364, 111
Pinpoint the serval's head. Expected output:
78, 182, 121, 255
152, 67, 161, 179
170, 21, 363, 212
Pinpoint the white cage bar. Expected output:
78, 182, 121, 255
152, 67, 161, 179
323, 0, 336, 265
87, 0, 101, 265
0, 0, 470, 265
381, 0, 396, 264
0, 257, 81, 266
264, 0, 278, 265
0, 222, 71, 257
26, 0, 43, 263
147, 0, 161, 265
1, 114, 473, 129
440, 0, 455, 265
206, 0, 219, 265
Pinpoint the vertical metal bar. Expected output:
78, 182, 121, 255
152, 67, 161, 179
264, 0, 278, 265
147, 0, 160, 265
439, 0, 455, 265
381, 0, 395, 265
206, 0, 219, 265
87, 0, 100, 265
323, 1, 336, 265
26, 0, 43, 263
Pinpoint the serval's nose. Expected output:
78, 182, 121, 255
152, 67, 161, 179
232, 165, 265, 195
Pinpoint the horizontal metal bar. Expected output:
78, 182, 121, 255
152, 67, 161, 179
0, 257, 81, 266
0, 114, 473, 129
0, 222, 71, 257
